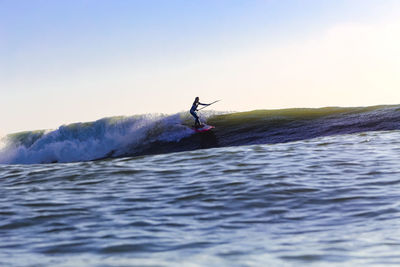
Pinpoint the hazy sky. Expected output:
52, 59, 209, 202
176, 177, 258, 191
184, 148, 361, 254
1, 0, 400, 134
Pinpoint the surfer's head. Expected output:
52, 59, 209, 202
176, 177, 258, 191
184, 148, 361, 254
195, 97, 199, 102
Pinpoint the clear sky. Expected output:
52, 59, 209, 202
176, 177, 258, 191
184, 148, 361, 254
1, 0, 400, 135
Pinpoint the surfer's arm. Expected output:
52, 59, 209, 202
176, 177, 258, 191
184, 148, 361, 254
198, 102, 210, 106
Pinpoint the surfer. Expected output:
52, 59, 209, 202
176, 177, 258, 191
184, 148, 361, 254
190, 97, 210, 128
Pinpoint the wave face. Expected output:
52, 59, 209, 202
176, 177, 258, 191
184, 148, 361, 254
1, 105, 400, 164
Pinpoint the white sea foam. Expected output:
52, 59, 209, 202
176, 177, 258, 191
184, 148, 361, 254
0, 113, 194, 164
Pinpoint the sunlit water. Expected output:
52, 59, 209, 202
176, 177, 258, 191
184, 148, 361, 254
1, 130, 400, 266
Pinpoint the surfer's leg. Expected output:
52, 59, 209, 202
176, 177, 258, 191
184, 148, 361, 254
190, 110, 200, 126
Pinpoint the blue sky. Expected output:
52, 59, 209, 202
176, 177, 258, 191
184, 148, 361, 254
1, 0, 400, 134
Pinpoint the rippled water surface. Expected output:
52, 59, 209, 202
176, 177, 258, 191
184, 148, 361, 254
1, 130, 400, 266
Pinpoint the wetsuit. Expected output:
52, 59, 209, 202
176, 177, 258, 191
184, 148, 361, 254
190, 101, 208, 127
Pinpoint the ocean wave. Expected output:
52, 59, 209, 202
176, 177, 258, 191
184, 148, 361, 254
0, 113, 194, 164
1, 105, 400, 164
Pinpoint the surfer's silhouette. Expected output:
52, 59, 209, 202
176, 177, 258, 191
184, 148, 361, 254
190, 97, 210, 128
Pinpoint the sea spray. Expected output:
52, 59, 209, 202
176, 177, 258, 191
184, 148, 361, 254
0, 113, 193, 164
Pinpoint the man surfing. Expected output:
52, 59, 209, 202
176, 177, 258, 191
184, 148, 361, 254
190, 97, 210, 128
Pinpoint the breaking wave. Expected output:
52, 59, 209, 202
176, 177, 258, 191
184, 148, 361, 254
1, 105, 400, 164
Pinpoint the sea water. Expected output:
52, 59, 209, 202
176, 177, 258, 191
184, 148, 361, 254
1, 129, 400, 266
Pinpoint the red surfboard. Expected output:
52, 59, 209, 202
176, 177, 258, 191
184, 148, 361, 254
193, 124, 215, 133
